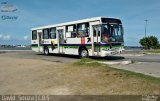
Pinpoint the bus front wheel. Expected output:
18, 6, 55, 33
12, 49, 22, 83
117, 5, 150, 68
80, 48, 88, 58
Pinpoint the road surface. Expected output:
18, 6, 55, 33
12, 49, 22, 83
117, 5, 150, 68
1, 51, 160, 63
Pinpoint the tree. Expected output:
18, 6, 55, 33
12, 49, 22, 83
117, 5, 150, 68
139, 36, 159, 49
139, 37, 149, 49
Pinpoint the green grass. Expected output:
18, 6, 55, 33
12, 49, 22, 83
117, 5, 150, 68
73, 58, 160, 83
73, 58, 103, 67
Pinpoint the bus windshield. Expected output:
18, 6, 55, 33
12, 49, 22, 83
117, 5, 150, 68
101, 24, 124, 43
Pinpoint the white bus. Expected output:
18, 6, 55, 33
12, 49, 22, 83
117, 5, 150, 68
31, 17, 124, 57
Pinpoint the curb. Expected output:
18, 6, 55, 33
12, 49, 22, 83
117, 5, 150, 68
99, 60, 132, 65
117, 54, 144, 56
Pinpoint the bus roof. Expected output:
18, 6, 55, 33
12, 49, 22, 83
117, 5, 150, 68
31, 17, 120, 30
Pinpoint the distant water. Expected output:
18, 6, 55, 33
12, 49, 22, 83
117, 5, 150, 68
0, 47, 31, 50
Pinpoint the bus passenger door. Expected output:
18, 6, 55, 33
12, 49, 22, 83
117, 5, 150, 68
90, 21, 101, 56
37, 30, 43, 52
93, 26, 101, 56
57, 27, 65, 53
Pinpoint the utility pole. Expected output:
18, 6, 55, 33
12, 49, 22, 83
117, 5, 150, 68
144, 19, 148, 37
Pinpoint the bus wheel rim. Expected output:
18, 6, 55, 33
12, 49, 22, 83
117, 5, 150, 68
45, 49, 48, 54
81, 50, 87, 57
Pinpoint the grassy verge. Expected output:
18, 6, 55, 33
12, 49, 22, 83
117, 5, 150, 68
73, 58, 160, 83
109, 66, 160, 83
142, 50, 160, 54
73, 58, 102, 67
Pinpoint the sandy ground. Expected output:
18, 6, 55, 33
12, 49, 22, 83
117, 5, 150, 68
0, 52, 159, 95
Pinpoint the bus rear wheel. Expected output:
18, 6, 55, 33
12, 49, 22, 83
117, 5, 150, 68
80, 48, 88, 58
44, 47, 49, 55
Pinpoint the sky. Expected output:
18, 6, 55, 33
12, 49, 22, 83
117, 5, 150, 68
0, 0, 160, 46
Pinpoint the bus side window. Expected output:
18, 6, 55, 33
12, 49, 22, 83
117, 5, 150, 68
93, 28, 96, 37
50, 28, 56, 39
43, 29, 49, 39
32, 30, 37, 40
93, 27, 100, 37
77, 22, 89, 37
66, 25, 76, 38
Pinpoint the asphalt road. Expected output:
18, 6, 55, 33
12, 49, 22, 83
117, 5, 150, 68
0, 51, 160, 63
0, 51, 160, 77
92, 54, 160, 63
110, 53, 160, 77
124, 54, 160, 63
0, 51, 79, 64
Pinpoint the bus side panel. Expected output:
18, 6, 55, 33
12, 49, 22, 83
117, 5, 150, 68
42, 39, 59, 54
63, 37, 92, 56
31, 40, 39, 52
84, 37, 92, 56
63, 48, 78, 55
63, 38, 80, 55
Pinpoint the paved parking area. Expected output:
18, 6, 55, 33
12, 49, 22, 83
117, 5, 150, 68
112, 62, 160, 78
0, 51, 79, 64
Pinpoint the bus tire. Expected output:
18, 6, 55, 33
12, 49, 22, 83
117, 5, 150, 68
44, 47, 49, 55
79, 48, 88, 58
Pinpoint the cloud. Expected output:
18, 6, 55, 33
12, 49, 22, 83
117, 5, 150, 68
23, 35, 29, 40
3, 35, 11, 40
0, 34, 3, 39
0, 34, 12, 40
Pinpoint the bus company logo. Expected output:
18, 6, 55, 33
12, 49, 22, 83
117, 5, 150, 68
142, 95, 158, 101
1, 15, 18, 20
0, 1, 18, 20
0, 2, 17, 12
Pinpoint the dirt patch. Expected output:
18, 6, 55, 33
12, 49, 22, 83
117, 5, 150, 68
0, 52, 159, 95
0, 51, 6, 54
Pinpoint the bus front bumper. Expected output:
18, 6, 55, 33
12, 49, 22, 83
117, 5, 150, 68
101, 49, 125, 57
